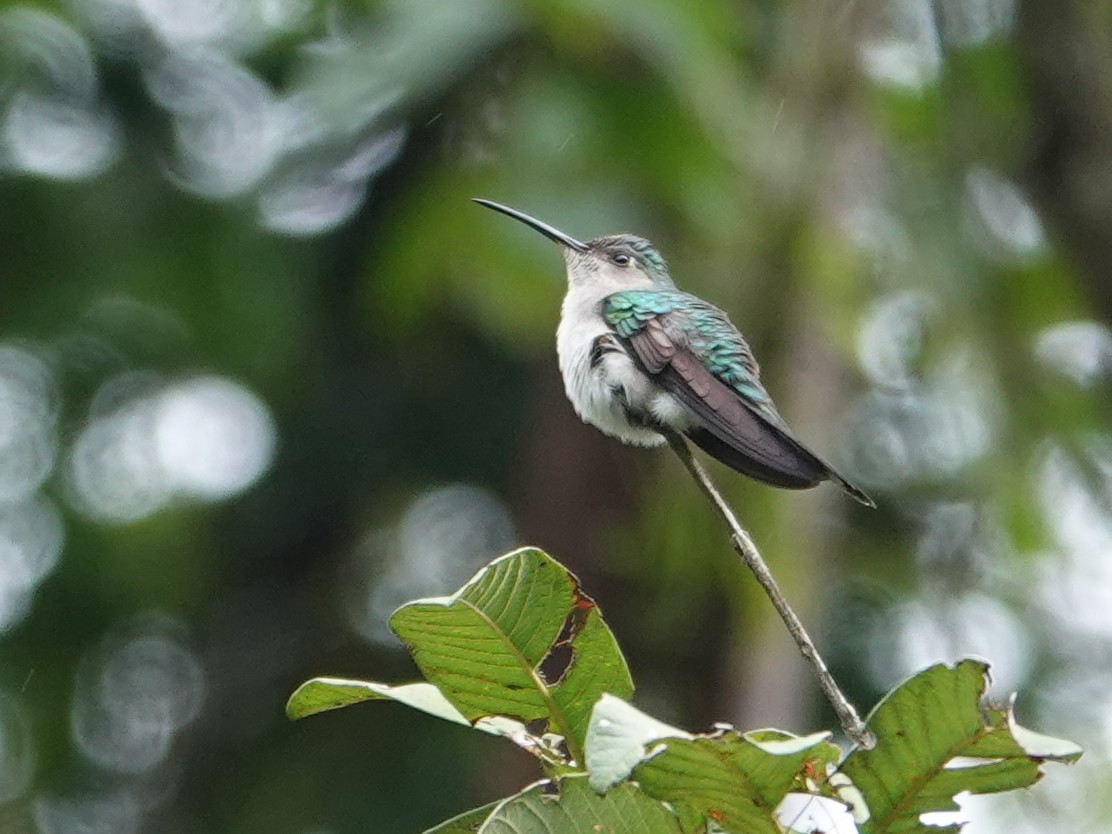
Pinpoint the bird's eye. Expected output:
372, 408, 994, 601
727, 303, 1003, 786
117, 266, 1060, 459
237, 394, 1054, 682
612, 252, 631, 266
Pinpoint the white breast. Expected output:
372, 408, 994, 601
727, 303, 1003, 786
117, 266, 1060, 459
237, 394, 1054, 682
555, 285, 689, 447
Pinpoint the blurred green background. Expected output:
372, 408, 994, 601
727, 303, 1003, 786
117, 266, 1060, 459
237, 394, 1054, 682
0, 0, 1109, 831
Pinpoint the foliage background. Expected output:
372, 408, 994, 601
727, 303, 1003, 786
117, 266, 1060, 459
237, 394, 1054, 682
0, 0, 1108, 832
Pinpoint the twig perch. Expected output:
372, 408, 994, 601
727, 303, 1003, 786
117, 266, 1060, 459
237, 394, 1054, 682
666, 434, 875, 750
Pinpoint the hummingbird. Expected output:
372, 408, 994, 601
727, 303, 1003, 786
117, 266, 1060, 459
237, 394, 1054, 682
474, 199, 874, 507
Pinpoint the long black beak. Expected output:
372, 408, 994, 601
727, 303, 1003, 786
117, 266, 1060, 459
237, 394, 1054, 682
472, 198, 588, 252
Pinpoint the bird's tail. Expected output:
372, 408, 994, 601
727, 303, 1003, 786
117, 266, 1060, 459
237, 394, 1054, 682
826, 467, 875, 508
686, 426, 875, 507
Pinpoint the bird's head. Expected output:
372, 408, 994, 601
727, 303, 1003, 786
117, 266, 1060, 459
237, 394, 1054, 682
474, 199, 675, 290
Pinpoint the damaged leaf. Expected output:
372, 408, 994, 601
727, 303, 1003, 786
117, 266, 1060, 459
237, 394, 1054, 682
388, 547, 632, 759
481, 777, 684, 834
842, 659, 1083, 834
585, 695, 840, 834
585, 693, 693, 792
287, 547, 632, 764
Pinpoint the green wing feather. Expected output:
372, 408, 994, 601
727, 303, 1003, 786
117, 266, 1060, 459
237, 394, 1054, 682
602, 289, 875, 506
603, 289, 782, 425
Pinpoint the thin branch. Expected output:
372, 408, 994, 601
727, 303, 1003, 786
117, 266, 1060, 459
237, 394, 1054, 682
666, 434, 875, 750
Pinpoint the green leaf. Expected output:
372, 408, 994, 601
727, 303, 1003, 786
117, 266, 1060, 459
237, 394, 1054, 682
585, 693, 692, 792
843, 659, 1083, 834
421, 800, 500, 834
285, 678, 553, 754
480, 777, 684, 834
584, 695, 840, 834
389, 547, 633, 761
634, 732, 840, 834
286, 679, 471, 723
549, 604, 636, 745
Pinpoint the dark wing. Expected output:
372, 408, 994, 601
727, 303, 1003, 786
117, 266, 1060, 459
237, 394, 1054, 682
603, 290, 873, 505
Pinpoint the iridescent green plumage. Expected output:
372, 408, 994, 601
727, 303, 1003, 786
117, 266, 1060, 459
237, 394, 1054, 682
601, 286, 872, 505
604, 289, 780, 423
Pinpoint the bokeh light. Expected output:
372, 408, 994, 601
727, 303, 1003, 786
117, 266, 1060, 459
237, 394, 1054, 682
66, 374, 276, 523
866, 593, 1031, 694
0, 346, 58, 504
856, 291, 934, 391
346, 484, 518, 646
71, 617, 205, 774
1035, 321, 1112, 386
145, 50, 286, 198
138, 0, 259, 50
0, 498, 64, 633
845, 361, 994, 488
3, 90, 121, 180
849, 292, 999, 489
154, 376, 277, 500
1035, 440, 1112, 639
964, 167, 1046, 262
937, 0, 1014, 45
33, 790, 142, 834
258, 126, 407, 236
859, 0, 942, 90
0, 8, 121, 179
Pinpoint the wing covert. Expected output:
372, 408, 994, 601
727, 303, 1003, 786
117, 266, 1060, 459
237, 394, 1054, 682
603, 290, 830, 489
603, 290, 776, 420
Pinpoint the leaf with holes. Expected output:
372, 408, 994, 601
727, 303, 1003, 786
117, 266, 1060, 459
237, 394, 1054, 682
584, 696, 840, 834
388, 547, 633, 762
480, 777, 684, 834
633, 730, 841, 834
842, 659, 1083, 834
